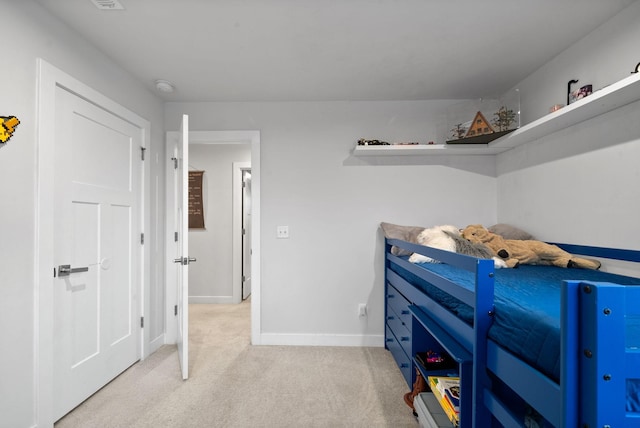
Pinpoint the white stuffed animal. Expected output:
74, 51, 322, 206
409, 224, 508, 268
408, 225, 459, 263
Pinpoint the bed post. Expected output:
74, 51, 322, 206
473, 259, 495, 427
561, 280, 580, 428
578, 282, 626, 427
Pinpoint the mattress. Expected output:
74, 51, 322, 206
389, 258, 640, 383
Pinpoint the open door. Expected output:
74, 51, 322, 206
242, 169, 252, 300
173, 114, 192, 380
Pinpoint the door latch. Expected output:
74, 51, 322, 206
57, 264, 89, 277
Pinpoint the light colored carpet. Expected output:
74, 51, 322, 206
55, 300, 418, 427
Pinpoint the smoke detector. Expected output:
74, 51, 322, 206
91, 0, 125, 10
155, 80, 175, 93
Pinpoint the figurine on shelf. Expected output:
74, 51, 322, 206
569, 84, 592, 104
425, 350, 445, 364
357, 138, 389, 146
391, 141, 419, 145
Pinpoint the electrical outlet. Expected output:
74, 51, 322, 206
358, 303, 367, 317
276, 225, 289, 239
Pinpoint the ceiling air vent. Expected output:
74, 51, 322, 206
90, 0, 125, 10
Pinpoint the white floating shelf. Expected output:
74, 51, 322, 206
490, 72, 640, 150
353, 144, 503, 156
353, 72, 640, 157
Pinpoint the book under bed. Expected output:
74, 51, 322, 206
384, 238, 640, 427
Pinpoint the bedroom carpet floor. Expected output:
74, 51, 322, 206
54, 299, 418, 428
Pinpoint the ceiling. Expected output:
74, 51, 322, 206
34, 0, 637, 102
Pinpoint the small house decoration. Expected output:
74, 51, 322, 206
465, 111, 494, 138
446, 106, 517, 145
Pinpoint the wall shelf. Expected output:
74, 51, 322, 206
353, 72, 640, 157
353, 144, 503, 156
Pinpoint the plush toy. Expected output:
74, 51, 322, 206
409, 224, 508, 268
461, 224, 601, 270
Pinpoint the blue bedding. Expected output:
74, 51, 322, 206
389, 258, 640, 383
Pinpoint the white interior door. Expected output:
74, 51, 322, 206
174, 114, 190, 380
242, 170, 252, 300
53, 87, 141, 420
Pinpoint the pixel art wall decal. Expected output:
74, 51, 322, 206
0, 116, 20, 144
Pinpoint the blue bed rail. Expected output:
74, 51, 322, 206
386, 238, 496, 427
385, 237, 640, 427
552, 242, 640, 262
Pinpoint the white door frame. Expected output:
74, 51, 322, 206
164, 130, 261, 344
35, 59, 150, 426
233, 161, 251, 303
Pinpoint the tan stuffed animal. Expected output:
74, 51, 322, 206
461, 224, 601, 270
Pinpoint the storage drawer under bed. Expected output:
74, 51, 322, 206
387, 284, 412, 333
385, 324, 412, 387
387, 303, 413, 358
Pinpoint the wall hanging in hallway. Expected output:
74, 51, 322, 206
189, 170, 205, 229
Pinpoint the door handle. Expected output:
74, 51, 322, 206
57, 264, 89, 277
173, 257, 197, 265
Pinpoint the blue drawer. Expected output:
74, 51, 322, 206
387, 285, 412, 333
386, 324, 412, 388
386, 304, 413, 358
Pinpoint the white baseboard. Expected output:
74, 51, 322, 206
256, 333, 384, 347
189, 296, 235, 304
145, 334, 165, 358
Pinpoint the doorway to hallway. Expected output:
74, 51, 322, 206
164, 130, 262, 364
186, 144, 251, 305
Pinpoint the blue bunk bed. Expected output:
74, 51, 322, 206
384, 237, 640, 427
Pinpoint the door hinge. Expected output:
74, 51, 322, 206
141, 233, 145, 244
53, 267, 56, 278
171, 157, 178, 169
174, 231, 179, 242
242, 275, 246, 283
242, 228, 246, 235
141, 147, 146, 160
174, 305, 178, 316
140, 316, 144, 328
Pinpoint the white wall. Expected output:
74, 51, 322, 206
497, 1, 640, 276
513, 1, 640, 126
165, 101, 497, 345
0, 2, 165, 427
188, 144, 251, 302
168, 1, 640, 345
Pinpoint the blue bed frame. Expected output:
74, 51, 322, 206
384, 238, 640, 427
